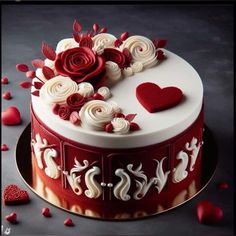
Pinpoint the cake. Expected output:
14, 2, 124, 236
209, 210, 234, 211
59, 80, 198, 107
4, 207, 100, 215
18, 20, 204, 218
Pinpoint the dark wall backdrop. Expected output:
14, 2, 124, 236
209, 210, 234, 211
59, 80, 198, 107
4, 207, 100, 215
1, 4, 234, 236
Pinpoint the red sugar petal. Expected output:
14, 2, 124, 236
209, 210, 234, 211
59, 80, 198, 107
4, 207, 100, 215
93, 23, 99, 33
120, 32, 129, 41
31, 59, 45, 68
2, 91, 12, 100
31, 90, 40, 97
73, 33, 81, 44
34, 82, 44, 89
16, 64, 29, 72
100, 27, 107, 33
41, 42, 56, 61
130, 122, 140, 131
125, 114, 137, 122
26, 70, 36, 79
114, 39, 122, 48
42, 66, 55, 80
19, 81, 32, 89
73, 19, 82, 33
1, 77, 9, 84
1, 144, 9, 151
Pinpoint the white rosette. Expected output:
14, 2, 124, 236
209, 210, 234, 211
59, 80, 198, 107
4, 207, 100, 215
92, 33, 117, 48
121, 35, 157, 69
122, 67, 134, 77
40, 76, 78, 105
56, 38, 80, 54
109, 101, 121, 113
105, 61, 122, 81
97, 87, 111, 100
79, 100, 116, 131
78, 82, 94, 97
131, 61, 143, 73
111, 118, 130, 134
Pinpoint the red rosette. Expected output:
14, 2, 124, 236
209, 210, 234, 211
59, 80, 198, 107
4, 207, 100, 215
103, 48, 127, 69
58, 105, 71, 120
66, 93, 87, 111
55, 47, 105, 85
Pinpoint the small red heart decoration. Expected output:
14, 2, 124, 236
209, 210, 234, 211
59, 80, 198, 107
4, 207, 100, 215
64, 218, 74, 226
3, 184, 30, 205
42, 207, 51, 217
2, 91, 12, 100
1, 76, 9, 84
136, 82, 183, 113
1, 144, 9, 151
1, 106, 21, 125
196, 200, 224, 225
5, 212, 17, 223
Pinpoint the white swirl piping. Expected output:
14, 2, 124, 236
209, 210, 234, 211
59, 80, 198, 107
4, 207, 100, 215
105, 61, 122, 81
56, 38, 80, 53
111, 118, 130, 134
92, 33, 117, 48
97, 86, 111, 100
78, 82, 94, 97
44, 148, 60, 179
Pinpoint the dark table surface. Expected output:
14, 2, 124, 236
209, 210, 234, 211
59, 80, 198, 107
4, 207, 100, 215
1, 4, 234, 236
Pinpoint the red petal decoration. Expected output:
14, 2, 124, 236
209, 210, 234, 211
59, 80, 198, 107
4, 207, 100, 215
31, 90, 40, 97
19, 81, 32, 89
16, 64, 29, 72
42, 66, 55, 80
153, 39, 167, 49
100, 27, 107, 33
34, 82, 44, 89
123, 48, 133, 64
80, 35, 94, 49
2, 91, 12, 100
130, 122, 140, 131
125, 114, 137, 122
26, 70, 36, 79
1, 77, 9, 84
41, 42, 56, 61
73, 19, 82, 33
120, 32, 129, 41
31, 59, 45, 68
93, 23, 99, 33
156, 50, 165, 60
73, 33, 81, 44
114, 39, 122, 48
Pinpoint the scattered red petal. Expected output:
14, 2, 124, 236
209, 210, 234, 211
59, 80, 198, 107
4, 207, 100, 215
31, 59, 45, 68
2, 91, 12, 100
105, 123, 113, 133
42, 66, 55, 80
114, 112, 125, 118
19, 81, 32, 89
100, 27, 107, 33
1, 77, 9, 84
218, 182, 229, 190
34, 82, 44, 89
26, 70, 36, 79
5, 212, 17, 224
130, 122, 140, 131
64, 218, 74, 226
93, 23, 99, 33
41, 42, 56, 61
120, 32, 129, 41
1, 144, 9, 151
42, 207, 51, 217
16, 64, 29, 72
125, 114, 137, 122
73, 19, 82, 33
31, 90, 40, 97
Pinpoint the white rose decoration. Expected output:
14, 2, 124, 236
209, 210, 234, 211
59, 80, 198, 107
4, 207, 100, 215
40, 75, 78, 105
111, 118, 130, 134
56, 38, 80, 54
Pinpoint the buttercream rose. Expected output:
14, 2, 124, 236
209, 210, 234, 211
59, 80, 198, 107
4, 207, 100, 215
58, 105, 71, 120
66, 93, 87, 111
55, 47, 106, 86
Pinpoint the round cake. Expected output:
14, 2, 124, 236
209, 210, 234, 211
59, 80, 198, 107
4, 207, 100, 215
24, 20, 204, 218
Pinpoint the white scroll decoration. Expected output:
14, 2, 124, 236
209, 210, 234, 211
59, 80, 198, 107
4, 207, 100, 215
127, 163, 157, 200
154, 157, 170, 193
44, 148, 60, 179
31, 134, 48, 169
84, 166, 102, 199
185, 137, 201, 171
172, 150, 189, 183
113, 169, 131, 201
63, 158, 89, 196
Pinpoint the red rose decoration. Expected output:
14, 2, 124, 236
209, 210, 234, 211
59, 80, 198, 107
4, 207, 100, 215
66, 93, 87, 111
55, 47, 105, 86
103, 48, 130, 69
58, 105, 71, 120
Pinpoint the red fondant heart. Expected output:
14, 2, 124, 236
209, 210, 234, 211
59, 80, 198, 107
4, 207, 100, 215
1, 106, 21, 125
42, 207, 51, 217
5, 212, 17, 223
196, 200, 224, 225
64, 218, 74, 226
136, 82, 183, 113
3, 184, 30, 205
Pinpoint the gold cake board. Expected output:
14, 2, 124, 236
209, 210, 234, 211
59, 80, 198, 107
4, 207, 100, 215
15, 124, 217, 220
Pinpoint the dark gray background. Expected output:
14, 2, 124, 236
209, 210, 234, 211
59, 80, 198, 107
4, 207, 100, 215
1, 4, 234, 236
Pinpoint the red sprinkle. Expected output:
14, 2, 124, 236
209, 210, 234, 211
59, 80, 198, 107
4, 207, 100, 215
1, 144, 9, 151
64, 218, 74, 226
2, 91, 12, 100
218, 182, 229, 190
1, 77, 9, 84
105, 123, 113, 133
5, 212, 17, 223
42, 207, 51, 217
130, 122, 140, 131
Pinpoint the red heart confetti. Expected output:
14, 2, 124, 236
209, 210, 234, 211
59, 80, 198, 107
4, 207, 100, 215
3, 184, 30, 205
42, 207, 51, 217
2, 106, 21, 126
196, 200, 224, 225
5, 212, 17, 224
1, 76, 9, 84
217, 181, 229, 190
1, 144, 9, 151
2, 91, 12, 100
64, 218, 74, 227
136, 82, 183, 113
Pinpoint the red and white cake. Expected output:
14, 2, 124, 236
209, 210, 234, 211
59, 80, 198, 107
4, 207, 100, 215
19, 20, 204, 218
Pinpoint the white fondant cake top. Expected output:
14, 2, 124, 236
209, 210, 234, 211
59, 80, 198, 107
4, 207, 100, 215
32, 49, 203, 148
